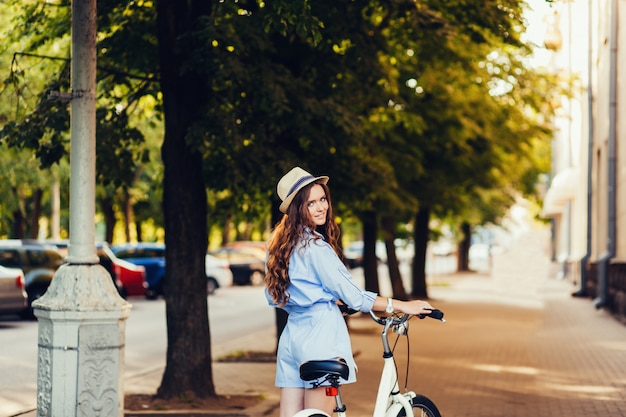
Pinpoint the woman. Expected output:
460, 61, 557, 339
265, 166, 435, 417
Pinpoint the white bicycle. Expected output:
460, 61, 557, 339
294, 309, 445, 417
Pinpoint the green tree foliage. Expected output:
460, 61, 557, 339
0, 147, 63, 237
336, 1, 558, 297
1, 0, 162, 239
0, 3, 70, 237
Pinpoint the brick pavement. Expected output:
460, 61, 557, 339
248, 226, 626, 417
339, 227, 626, 417
234, 226, 626, 417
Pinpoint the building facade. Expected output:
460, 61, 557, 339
542, 0, 626, 324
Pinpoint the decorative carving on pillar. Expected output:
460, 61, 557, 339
37, 324, 53, 416
77, 326, 122, 417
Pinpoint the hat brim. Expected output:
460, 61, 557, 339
279, 176, 329, 214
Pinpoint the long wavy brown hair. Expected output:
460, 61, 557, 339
265, 181, 342, 306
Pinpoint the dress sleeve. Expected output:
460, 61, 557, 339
307, 239, 377, 312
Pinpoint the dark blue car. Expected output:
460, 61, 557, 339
111, 242, 233, 298
111, 243, 166, 299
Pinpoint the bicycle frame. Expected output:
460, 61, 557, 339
296, 310, 444, 417
372, 313, 416, 417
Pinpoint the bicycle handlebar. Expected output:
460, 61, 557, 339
369, 308, 445, 324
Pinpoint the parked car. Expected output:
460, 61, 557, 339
343, 241, 387, 268
111, 243, 166, 299
210, 244, 265, 286
41, 240, 145, 298
0, 240, 65, 318
205, 253, 234, 295
0, 265, 27, 317
97, 244, 147, 298
112, 242, 232, 298
222, 241, 267, 260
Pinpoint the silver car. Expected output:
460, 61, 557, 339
205, 253, 234, 295
0, 265, 27, 317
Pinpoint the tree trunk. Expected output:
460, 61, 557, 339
100, 197, 116, 243
12, 208, 24, 239
123, 187, 133, 242
221, 215, 231, 246
28, 188, 42, 239
457, 222, 472, 271
156, 0, 215, 399
362, 211, 379, 294
135, 220, 143, 242
12, 187, 24, 239
381, 215, 407, 299
411, 206, 430, 299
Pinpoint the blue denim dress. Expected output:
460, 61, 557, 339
266, 232, 377, 388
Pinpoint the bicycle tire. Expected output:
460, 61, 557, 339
397, 394, 442, 417
292, 409, 331, 417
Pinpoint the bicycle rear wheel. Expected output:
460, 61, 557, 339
292, 409, 331, 417
397, 394, 442, 417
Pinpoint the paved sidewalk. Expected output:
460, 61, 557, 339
247, 226, 626, 417
364, 228, 625, 417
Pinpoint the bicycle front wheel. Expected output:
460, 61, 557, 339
397, 394, 442, 417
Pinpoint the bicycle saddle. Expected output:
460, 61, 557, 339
300, 357, 349, 381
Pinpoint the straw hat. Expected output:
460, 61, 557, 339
277, 167, 329, 213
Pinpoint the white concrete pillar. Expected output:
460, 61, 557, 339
33, 0, 132, 415
34, 265, 130, 417
50, 177, 60, 240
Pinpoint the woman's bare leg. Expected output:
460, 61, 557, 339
304, 387, 335, 415
280, 388, 305, 417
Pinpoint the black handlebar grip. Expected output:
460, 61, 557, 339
419, 309, 445, 321
428, 309, 444, 320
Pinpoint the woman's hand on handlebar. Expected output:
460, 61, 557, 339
375, 296, 434, 316
395, 299, 434, 316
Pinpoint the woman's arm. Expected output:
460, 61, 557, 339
372, 296, 434, 316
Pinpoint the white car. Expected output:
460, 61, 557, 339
0, 265, 27, 317
205, 253, 234, 295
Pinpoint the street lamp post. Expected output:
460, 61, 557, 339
32, 0, 131, 415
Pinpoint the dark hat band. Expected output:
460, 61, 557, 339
286, 175, 315, 199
